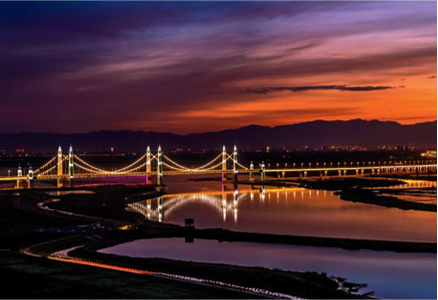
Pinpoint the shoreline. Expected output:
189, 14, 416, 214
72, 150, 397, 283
338, 188, 437, 212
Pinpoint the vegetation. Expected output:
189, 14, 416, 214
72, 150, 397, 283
0, 251, 251, 299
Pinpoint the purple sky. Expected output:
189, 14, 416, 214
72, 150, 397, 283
0, 1, 436, 133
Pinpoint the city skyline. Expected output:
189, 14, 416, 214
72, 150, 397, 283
0, 1, 436, 134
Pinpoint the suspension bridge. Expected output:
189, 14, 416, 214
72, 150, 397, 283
0, 145, 436, 188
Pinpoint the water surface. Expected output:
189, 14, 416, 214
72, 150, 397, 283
128, 178, 437, 242
100, 237, 437, 299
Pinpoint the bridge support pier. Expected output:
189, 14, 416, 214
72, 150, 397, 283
16, 165, 24, 189
338, 170, 342, 177
222, 173, 227, 182
67, 178, 74, 188
16, 180, 24, 189
26, 179, 33, 189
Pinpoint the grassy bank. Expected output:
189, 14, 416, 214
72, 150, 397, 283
0, 251, 251, 299
70, 247, 367, 299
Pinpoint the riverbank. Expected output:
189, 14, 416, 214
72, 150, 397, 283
68, 244, 367, 299
0, 250, 251, 299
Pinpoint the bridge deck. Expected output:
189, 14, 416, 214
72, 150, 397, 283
0, 164, 435, 181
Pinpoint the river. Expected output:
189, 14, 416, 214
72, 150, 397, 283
100, 237, 437, 299
111, 175, 437, 298
128, 176, 437, 242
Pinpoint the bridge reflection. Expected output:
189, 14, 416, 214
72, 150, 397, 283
126, 185, 305, 224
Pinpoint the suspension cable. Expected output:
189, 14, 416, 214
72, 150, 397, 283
163, 153, 222, 171
34, 156, 57, 175
75, 154, 147, 173
226, 153, 248, 170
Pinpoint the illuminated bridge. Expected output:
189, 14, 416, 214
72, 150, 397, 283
0, 145, 436, 188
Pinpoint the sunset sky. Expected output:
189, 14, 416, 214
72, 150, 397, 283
0, 1, 436, 133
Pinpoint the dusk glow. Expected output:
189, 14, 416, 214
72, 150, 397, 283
0, 1, 436, 133
0, 3, 436, 300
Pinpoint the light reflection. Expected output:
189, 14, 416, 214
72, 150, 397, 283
127, 187, 304, 224
125, 180, 436, 242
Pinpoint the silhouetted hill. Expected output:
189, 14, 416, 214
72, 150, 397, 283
0, 119, 435, 152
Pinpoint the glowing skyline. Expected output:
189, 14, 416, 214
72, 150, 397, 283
0, 1, 436, 133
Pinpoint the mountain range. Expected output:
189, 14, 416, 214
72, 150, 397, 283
0, 119, 436, 152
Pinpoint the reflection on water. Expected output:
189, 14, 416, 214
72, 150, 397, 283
100, 237, 437, 299
371, 179, 437, 190
128, 182, 437, 242
370, 180, 437, 204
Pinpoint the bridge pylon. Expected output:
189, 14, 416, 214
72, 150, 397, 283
27, 165, 34, 188
57, 145, 63, 187
157, 146, 163, 185
146, 146, 151, 184
16, 164, 24, 189
221, 145, 227, 182
249, 161, 254, 181
68, 145, 74, 186
260, 161, 266, 181
233, 145, 238, 182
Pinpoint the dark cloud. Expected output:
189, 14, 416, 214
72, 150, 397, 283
0, 1, 435, 133
242, 85, 396, 94
428, 75, 436, 79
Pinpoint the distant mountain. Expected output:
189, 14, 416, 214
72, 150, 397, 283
0, 119, 436, 152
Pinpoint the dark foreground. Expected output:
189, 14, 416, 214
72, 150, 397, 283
0, 251, 251, 299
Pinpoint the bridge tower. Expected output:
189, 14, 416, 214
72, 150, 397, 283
249, 161, 254, 181
27, 165, 34, 188
146, 146, 151, 184
260, 161, 266, 181
28, 165, 34, 180
16, 164, 23, 188
57, 145, 63, 187
68, 146, 74, 186
233, 145, 238, 182
68, 146, 74, 178
157, 146, 163, 185
221, 146, 227, 182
